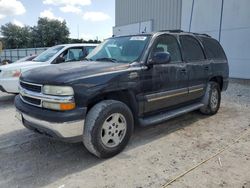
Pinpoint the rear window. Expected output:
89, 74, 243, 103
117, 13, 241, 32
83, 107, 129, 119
180, 35, 205, 62
200, 37, 227, 60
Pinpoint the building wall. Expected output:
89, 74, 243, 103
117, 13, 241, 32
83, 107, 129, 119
115, 0, 182, 31
181, 0, 250, 79
115, 0, 250, 79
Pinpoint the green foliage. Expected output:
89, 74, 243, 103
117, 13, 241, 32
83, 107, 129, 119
0, 17, 101, 49
68, 38, 101, 44
0, 23, 32, 48
31, 18, 69, 47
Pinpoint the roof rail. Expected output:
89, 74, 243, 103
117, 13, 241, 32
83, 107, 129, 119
158, 30, 211, 37
158, 29, 183, 33
193, 32, 211, 37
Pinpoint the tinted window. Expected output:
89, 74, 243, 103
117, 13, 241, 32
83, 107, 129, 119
151, 35, 182, 62
200, 37, 226, 60
180, 35, 205, 61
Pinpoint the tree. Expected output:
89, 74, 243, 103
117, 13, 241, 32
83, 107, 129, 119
0, 18, 101, 49
0, 23, 31, 48
68, 38, 101, 44
31, 18, 69, 47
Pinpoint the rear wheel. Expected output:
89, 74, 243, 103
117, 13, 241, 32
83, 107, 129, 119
83, 100, 134, 158
200, 81, 221, 115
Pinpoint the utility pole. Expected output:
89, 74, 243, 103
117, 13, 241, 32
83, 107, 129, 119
219, 0, 224, 42
189, 0, 195, 32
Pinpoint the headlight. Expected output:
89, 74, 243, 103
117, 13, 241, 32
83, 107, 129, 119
42, 85, 74, 96
2, 69, 21, 78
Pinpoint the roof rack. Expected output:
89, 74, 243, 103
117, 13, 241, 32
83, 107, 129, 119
158, 30, 211, 37
158, 29, 183, 33
194, 33, 211, 37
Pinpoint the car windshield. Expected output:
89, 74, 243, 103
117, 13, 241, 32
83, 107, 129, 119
86, 35, 150, 63
32, 46, 64, 62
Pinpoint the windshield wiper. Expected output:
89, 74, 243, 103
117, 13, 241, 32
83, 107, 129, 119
82, 58, 93, 61
95, 57, 117, 63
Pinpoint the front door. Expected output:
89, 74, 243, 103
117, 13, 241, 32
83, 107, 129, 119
141, 34, 189, 114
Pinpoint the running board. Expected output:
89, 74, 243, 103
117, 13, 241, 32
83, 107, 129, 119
139, 103, 204, 127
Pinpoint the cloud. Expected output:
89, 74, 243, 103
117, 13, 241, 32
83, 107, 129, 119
43, 0, 91, 7
12, 19, 24, 27
0, 0, 26, 19
43, 0, 91, 14
60, 5, 81, 14
83, 12, 110, 22
40, 10, 64, 22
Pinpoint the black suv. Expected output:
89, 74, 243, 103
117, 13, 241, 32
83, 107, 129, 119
15, 31, 229, 158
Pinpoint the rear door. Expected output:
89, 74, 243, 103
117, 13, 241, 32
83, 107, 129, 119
141, 34, 189, 114
179, 35, 210, 101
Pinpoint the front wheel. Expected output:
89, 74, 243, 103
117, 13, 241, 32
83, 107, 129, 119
200, 81, 221, 115
83, 100, 134, 158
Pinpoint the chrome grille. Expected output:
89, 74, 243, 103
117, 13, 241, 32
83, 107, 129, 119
20, 81, 42, 93
21, 96, 41, 106
19, 81, 43, 107
19, 81, 74, 108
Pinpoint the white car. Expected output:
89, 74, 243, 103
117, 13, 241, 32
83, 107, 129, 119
0, 43, 98, 93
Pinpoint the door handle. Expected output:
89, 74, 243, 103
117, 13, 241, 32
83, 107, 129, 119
180, 69, 187, 73
204, 66, 209, 71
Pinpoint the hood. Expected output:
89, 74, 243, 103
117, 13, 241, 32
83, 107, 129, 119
21, 61, 131, 85
0, 61, 45, 71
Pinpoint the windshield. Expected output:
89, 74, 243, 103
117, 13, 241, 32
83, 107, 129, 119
32, 46, 64, 62
86, 36, 150, 63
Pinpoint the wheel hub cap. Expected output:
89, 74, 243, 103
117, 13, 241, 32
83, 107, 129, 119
210, 88, 219, 110
101, 113, 127, 148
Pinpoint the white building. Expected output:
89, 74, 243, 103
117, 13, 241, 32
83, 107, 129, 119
114, 0, 250, 79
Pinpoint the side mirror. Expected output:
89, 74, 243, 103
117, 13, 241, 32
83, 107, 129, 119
54, 57, 65, 64
148, 52, 171, 65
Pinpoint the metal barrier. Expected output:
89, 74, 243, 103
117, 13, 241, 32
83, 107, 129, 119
0, 47, 48, 62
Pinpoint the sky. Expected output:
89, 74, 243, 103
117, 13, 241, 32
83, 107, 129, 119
0, 0, 115, 41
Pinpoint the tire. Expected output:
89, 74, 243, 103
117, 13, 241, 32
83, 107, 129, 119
200, 81, 221, 115
83, 100, 134, 158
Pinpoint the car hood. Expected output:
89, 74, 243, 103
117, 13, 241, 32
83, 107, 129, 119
21, 61, 132, 85
0, 61, 46, 71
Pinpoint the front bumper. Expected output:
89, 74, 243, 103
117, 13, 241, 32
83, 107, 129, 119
15, 95, 87, 143
0, 77, 19, 93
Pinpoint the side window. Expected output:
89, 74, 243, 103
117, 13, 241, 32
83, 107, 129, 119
85, 46, 96, 54
151, 35, 182, 63
60, 47, 86, 62
200, 37, 227, 60
180, 35, 205, 62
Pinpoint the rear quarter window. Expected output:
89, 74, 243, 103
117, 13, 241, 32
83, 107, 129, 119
200, 37, 227, 60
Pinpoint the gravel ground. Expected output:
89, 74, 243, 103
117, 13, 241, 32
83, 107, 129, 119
0, 80, 250, 188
